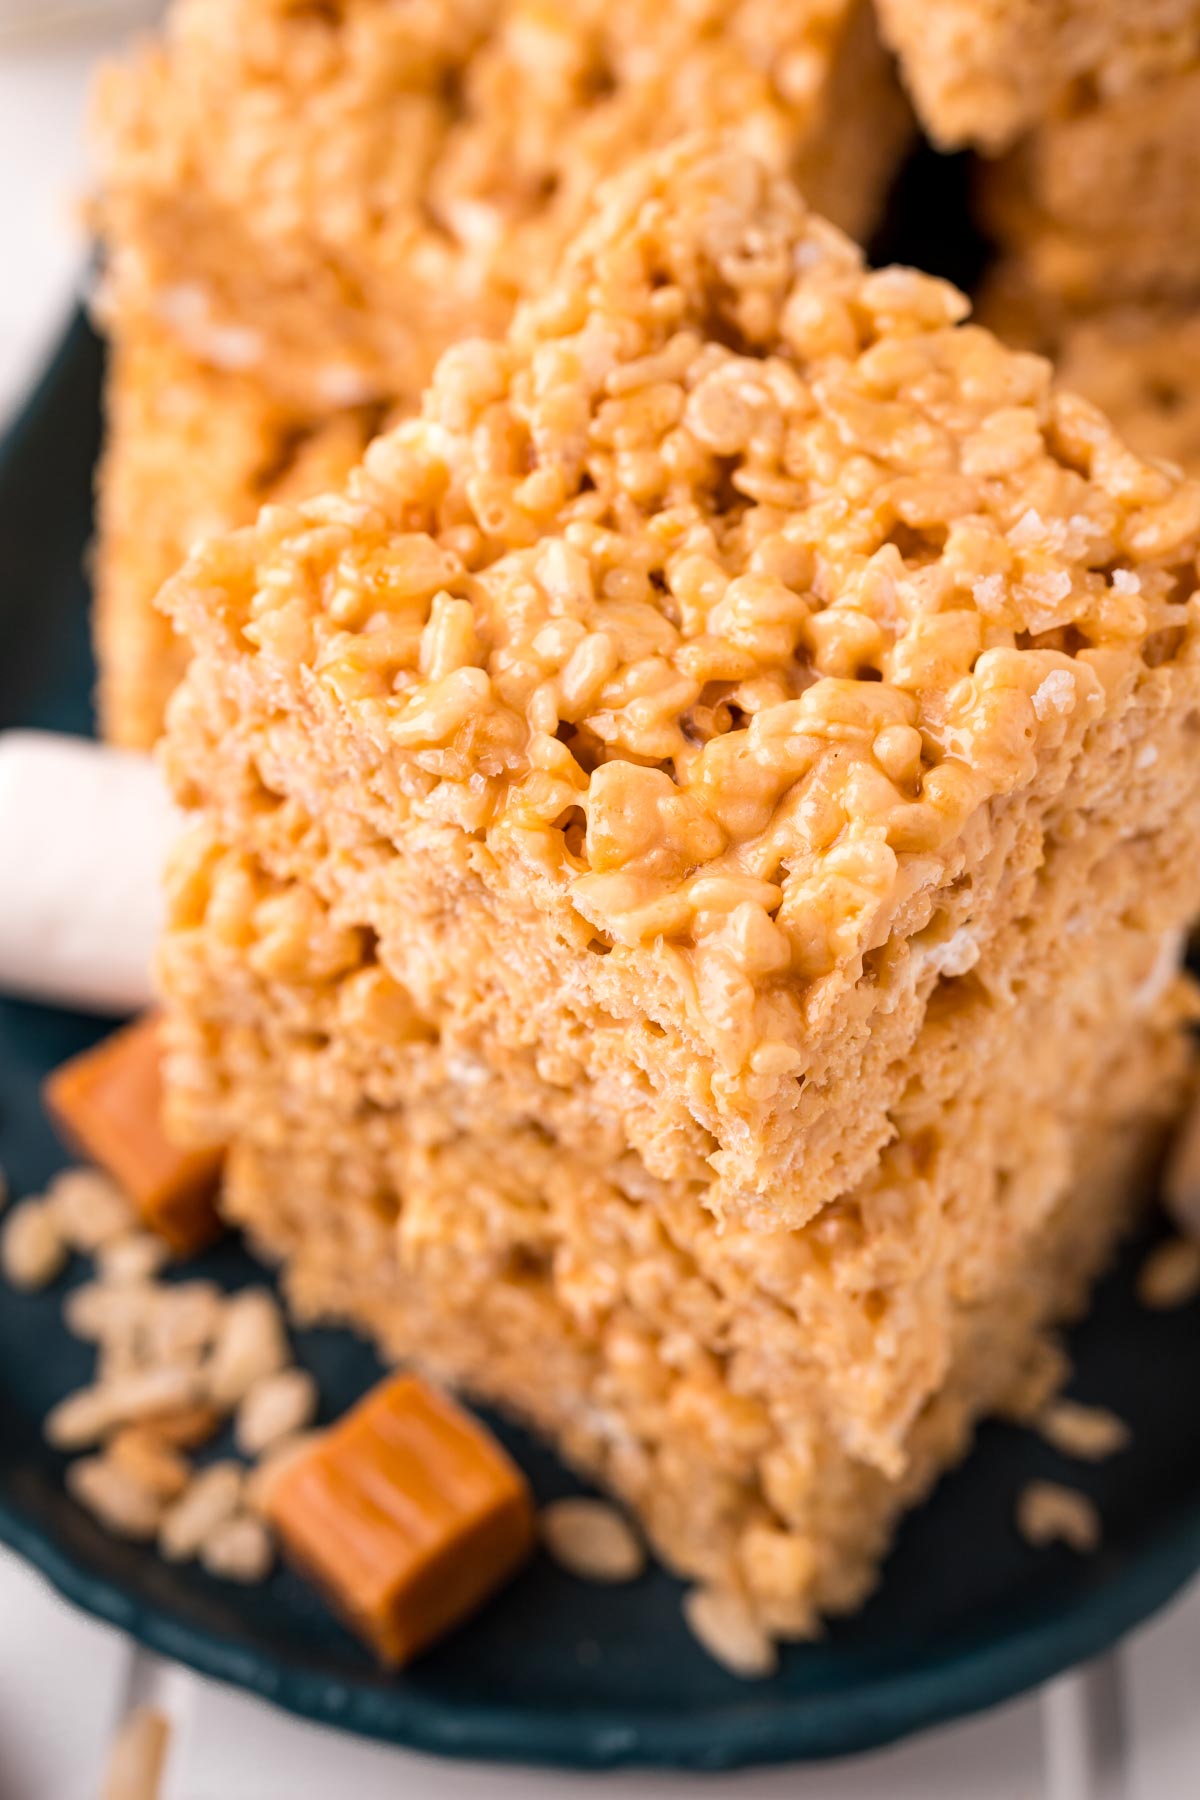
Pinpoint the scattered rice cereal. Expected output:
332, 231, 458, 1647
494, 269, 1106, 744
682, 1587, 779, 1680
541, 1498, 646, 1584
1137, 1237, 1200, 1311
1016, 1480, 1102, 1554
1036, 1400, 1131, 1462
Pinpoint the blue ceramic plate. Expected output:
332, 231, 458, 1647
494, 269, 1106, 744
2, 309, 1200, 1772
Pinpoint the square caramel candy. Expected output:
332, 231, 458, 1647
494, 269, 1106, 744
266, 1373, 535, 1666
44, 1014, 222, 1255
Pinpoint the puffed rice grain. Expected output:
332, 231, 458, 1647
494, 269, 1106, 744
45, 1366, 204, 1450
1136, 1237, 1200, 1310
682, 1587, 778, 1679
0, 1199, 67, 1291
1016, 1480, 1102, 1553
541, 1498, 646, 1583
97, 1233, 170, 1285
206, 1288, 289, 1409
47, 1167, 137, 1253
199, 1511, 276, 1584
67, 1454, 164, 1541
234, 1367, 318, 1457
1036, 1400, 1131, 1461
108, 1425, 191, 1502
159, 1460, 244, 1562
100, 1704, 170, 1800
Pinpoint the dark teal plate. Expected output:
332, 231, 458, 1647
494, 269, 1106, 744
3, 309, 1200, 1772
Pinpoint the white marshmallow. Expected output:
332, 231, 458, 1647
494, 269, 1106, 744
0, 731, 179, 1015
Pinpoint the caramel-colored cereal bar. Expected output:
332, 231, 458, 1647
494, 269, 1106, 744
161, 824, 1194, 1627
982, 62, 1200, 311
91, 0, 909, 746
162, 139, 1200, 1231
266, 1373, 535, 1665
158, 141, 1200, 1629
45, 1016, 222, 1255
876, 0, 1200, 151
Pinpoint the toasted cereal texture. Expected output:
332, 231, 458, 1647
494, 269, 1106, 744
876, 0, 1200, 152
162, 138, 1200, 1227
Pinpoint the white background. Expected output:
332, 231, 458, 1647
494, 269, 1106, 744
1, 9, 1199, 1795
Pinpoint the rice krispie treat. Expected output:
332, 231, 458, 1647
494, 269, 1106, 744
95, 328, 382, 746
157, 827, 1194, 1628
161, 139, 1200, 1229
981, 62, 1200, 311
876, 0, 1200, 151
91, 0, 909, 745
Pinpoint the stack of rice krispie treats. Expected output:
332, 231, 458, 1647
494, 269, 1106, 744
878, 0, 1200, 473
90, 0, 909, 749
156, 140, 1200, 1634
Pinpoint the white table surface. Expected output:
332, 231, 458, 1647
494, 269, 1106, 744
1, 12, 1199, 1797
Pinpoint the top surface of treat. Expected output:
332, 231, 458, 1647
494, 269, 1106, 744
164, 140, 1200, 1040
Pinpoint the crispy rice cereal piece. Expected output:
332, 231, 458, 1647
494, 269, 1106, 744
876, 0, 1200, 152
1136, 1236, 1200, 1309
1016, 1480, 1102, 1554
540, 1498, 646, 1584
164, 874, 1190, 1626
981, 62, 1200, 312
95, 328, 380, 746
162, 139, 1200, 1227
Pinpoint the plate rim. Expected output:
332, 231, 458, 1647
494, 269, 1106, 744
3, 308, 1200, 1770
2, 1484, 1199, 1768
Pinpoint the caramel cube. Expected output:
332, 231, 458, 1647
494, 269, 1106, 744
44, 1015, 222, 1255
266, 1373, 535, 1666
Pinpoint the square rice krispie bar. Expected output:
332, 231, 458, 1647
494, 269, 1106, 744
91, 0, 909, 745
156, 821, 1194, 1629
157, 138, 1200, 1631
981, 62, 1200, 311
876, 0, 1200, 151
160, 139, 1200, 1231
